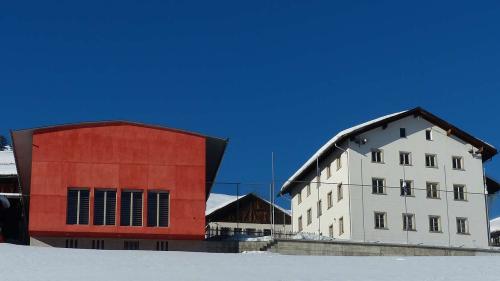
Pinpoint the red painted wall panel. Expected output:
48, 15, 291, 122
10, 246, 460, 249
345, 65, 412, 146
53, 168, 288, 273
28, 124, 206, 240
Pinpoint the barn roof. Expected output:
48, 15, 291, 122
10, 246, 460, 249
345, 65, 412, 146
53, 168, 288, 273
0, 149, 17, 176
206, 192, 290, 216
280, 107, 497, 195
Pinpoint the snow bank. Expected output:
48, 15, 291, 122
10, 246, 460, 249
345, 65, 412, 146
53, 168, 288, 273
1, 244, 500, 281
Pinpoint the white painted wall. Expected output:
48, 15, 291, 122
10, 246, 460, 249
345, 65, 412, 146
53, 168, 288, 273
291, 115, 490, 248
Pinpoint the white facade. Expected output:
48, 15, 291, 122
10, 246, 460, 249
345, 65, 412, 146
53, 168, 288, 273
286, 111, 495, 249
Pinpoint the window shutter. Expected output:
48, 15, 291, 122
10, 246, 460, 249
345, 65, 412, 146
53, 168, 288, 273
147, 192, 157, 227
66, 190, 78, 224
132, 192, 142, 226
106, 191, 116, 225
158, 193, 169, 227
79, 190, 90, 224
121, 192, 131, 226
94, 190, 105, 225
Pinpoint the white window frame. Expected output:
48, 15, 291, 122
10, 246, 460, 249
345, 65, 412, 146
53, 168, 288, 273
339, 217, 344, 235
307, 209, 312, 225
371, 149, 384, 163
425, 154, 438, 168
426, 129, 433, 141
456, 217, 469, 235
400, 180, 414, 197
402, 213, 415, 231
337, 183, 343, 201
399, 151, 412, 166
453, 185, 467, 201
429, 216, 441, 232
372, 178, 385, 194
327, 191, 333, 209
452, 156, 464, 170
297, 191, 302, 205
298, 216, 303, 232
426, 182, 440, 199
374, 212, 387, 229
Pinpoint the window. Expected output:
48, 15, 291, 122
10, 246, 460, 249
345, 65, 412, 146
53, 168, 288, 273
399, 152, 411, 166
246, 228, 257, 236
306, 184, 311, 197
374, 212, 387, 229
120, 191, 143, 226
65, 239, 78, 249
156, 241, 168, 251
67, 189, 89, 225
425, 154, 438, 168
372, 178, 385, 194
400, 128, 407, 138
339, 217, 344, 235
327, 192, 333, 209
307, 209, 312, 225
298, 216, 303, 232
326, 165, 331, 179
336, 156, 342, 170
92, 240, 105, 250
403, 214, 415, 231
452, 156, 464, 170
337, 183, 343, 201
329, 224, 334, 238
371, 150, 383, 163
453, 185, 466, 201
297, 192, 302, 205
234, 228, 243, 235
317, 200, 322, 217
429, 216, 441, 232
426, 129, 433, 141
147, 191, 169, 227
400, 180, 413, 196
94, 189, 116, 226
220, 227, 231, 236
124, 241, 140, 250
426, 182, 440, 199
263, 229, 272, 236
456, 218, 469, 234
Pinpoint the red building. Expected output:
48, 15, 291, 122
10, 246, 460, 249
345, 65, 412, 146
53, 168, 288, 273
12, 121, 227, 250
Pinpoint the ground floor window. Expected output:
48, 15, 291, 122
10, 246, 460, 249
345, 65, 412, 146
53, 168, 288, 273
456, 217, 469, 234
329, 224, 334, 238
92, 240, 105, 250
429, 216, 441, 232
339, 217, 344, 235
65, 239, 78, 248
124, 241, 140, 250
156, 241, 168, 251
402, 213, 415, 231
374, 212, 387, 229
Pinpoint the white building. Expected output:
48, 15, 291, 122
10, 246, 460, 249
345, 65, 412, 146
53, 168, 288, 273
280, 107, 497, 248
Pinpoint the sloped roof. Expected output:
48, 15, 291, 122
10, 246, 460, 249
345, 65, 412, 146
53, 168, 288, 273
11, 121, 228, 200
280, 107, 497, 195
0, 149, 17, 176
490, 217, 500, 233
206, 192, 290, 216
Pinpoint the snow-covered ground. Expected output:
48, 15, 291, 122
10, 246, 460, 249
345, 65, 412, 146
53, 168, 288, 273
1, 244, 500, 281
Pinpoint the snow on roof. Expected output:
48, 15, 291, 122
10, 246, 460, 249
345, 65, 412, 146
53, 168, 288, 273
206, 193, 290, 216
280, 110, 407, 193
0, 149, 17, 176
490, 217, 500, 233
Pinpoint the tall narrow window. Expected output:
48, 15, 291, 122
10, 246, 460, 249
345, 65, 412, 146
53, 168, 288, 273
452, 156, 464, 170
306, 184, 311, 197
94, 189, 116, 226
306, 209, 312, 225
426, 182, 440, 199
426, 129, 433, 141
317, 200, 322, 217
67, 189, 89, 225
336, 156, 342, 170
327, 192, 333, 209
399, 152, 411, 166
371, 150, 383, 163
400, 128, 407, 138
425, 154, 438, 168
298, 216, 303, 232
374, 212, 387, 229
429, 216, 441, 232
453, 185, 466, 201
329, 224, 334, 238
372, 178, 385, 194
147, 191, 170, 227
456, 218, 469, 234
121, 191, 143, 226
400, 180, 413, 196
337, 183, 343, 201
403, 213, 415, 231
326, 165, 331, 179
339, 217, 344, 235
297, 192, 302, 205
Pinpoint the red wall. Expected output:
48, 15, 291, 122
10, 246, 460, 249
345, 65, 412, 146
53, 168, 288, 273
29, 124, 206, 240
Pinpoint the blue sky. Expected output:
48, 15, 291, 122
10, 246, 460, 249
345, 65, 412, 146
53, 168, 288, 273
1, 1, 499, 216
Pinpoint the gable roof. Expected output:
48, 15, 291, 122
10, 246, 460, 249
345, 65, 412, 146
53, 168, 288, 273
11, 120, 228, 200
280, 107, 497, 195
206, 192, 290, 216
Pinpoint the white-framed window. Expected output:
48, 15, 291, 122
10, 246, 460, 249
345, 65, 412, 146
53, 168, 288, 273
403, 213, 415, 231
400, 180, 413, 196
317, 200, 322, 217
329, 224, 334, 238
306, 184, 311, 197
147, 191, 169, 227
336, 156, 342, 170
426, 182, 440, 199
429, 216, 441, 232
374, 212, 387, 229
456, 217, 469, 234
400, 128, 407, 138
67, 188, 90, 225
426, 129, 433, 141
453, 185, 466, 201
337, 183, 343, 201
452, 156, 464, 170
372, 178, 385, 194
399, 152, 412, 166
120, 190, 143, 226
425, 154, 438, 168
339, 217, 344, 235
94, 189, 116, 226
307, 209, 312, 225
298, 216, 303, 232
326, 165, 332, 179
371, 149, 383, 163
297, 191, 302, 205
327, 191, 333, 209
